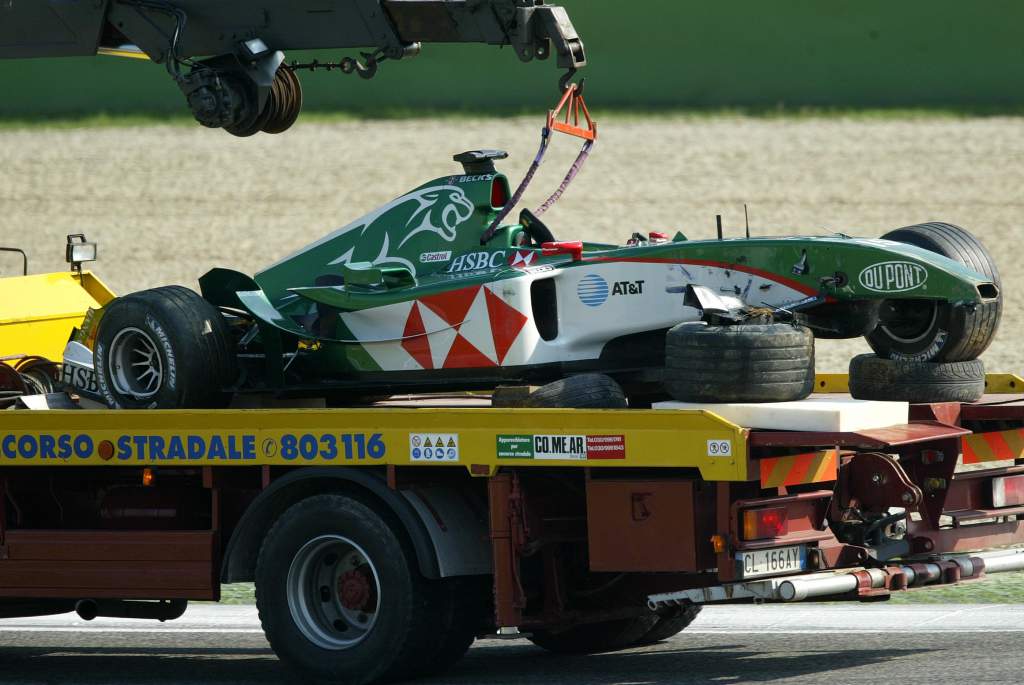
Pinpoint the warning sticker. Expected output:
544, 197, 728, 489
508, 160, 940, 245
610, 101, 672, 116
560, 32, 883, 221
409, 433, 459, 462
496, 434, 625, 460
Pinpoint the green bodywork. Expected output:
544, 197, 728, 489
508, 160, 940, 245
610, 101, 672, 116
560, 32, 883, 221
193, 161, 997, 386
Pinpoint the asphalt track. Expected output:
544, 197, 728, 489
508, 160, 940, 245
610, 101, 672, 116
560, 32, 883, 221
0, 604, 1022, 684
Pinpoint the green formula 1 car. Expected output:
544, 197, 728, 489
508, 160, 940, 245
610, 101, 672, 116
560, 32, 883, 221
63, 149, 1002, 409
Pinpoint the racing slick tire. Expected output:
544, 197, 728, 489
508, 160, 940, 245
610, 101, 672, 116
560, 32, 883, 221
636, 604, 703, 645
663, 323, 815, 403
525, 373, 629, 408
256, 494, 468, 685
528, 616, 660, 655
866, 222, 1001, 362
848, 354, 986, 403
94, 286, 235, 409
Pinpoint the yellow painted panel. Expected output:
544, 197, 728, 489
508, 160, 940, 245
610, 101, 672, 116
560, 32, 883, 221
0, 407, 751, 481
813, 373, 849, 393
0, 271, 114, 361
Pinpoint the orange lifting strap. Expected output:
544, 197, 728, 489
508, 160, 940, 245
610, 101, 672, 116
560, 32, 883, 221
481, 82, 597, 244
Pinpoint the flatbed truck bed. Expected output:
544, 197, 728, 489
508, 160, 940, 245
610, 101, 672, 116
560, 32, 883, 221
1, 379, 1024, 683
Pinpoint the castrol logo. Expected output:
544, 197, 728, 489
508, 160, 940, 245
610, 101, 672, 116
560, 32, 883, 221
858, 261, 928, 293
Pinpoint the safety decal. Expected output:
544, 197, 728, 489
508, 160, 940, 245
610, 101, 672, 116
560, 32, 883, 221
963, 429, 1024, 464
759, 449, 838, 488
409, 433, 459, 462
496, 434, 625, 460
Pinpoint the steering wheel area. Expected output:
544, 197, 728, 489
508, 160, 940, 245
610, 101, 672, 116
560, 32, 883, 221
519, 209, 556, 247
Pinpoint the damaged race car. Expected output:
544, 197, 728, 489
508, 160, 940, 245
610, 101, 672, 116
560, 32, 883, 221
64, 91, 1001, 409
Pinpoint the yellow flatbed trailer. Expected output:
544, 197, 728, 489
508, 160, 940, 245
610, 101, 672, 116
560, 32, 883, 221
1, 268, 1024, 685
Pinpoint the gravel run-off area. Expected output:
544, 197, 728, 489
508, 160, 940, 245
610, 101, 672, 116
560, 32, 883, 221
1, 114, 1021, 373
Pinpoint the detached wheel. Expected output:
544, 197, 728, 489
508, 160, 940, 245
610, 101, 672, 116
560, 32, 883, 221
867, 222, 1001, 362
664, 323, 815, 403
849, 354, 985, 403
94, 286, 235, 409
525, 373, 628, 408
256, 494, 463, 685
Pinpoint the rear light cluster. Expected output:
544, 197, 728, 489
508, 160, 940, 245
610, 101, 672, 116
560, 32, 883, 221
491, 179, 509, 208
742, 507, 788, 540
993, 474, 1024, 508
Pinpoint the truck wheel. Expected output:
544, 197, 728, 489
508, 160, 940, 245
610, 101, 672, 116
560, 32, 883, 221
663, 323, 815, 403
94, 286, 235, 409
256, 494, 452, 685
528, 616, 659, 654
525, 373, 628, 408
635, 604, 702, 644
848, 354, 985, 403
866, 222, 1001, 362
418, 576, 488, 677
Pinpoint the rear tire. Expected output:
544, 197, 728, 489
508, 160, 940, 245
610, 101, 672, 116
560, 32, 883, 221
528, 616, 659, 654
256, 494, 453, 685
663, 323, 815, 403
94, 286, 235, 409
866, 222, 1001, 362
848, 354, 985, 403
636, 604, 702, 644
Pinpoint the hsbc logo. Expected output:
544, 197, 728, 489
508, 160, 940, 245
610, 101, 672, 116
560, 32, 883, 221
446, 251, 506, 273
508, 250, 537, 269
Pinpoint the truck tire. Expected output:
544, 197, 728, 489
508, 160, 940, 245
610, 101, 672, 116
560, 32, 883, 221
418, 576, 488, 677
848, 354, 986, 403
528, 616, 659, 654
636, 604, 702, 644
525, 373, 628, 408
94, 286, 235, 409
663, 323, 815, 403
256, 494, 457, 685
866, 222, 1001, 362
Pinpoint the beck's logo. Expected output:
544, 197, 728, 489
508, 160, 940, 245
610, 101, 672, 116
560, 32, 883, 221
611, 280, 645, 296
858, 262, 928, 293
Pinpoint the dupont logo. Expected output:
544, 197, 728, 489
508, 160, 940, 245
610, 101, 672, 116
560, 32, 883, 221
577, 274, 609, 307
858, 261, 928, 293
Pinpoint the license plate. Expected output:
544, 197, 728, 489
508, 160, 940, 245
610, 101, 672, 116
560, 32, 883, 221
737, 545, 806, 579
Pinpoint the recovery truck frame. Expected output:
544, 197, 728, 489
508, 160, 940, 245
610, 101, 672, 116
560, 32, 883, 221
1, 268, 1024, 682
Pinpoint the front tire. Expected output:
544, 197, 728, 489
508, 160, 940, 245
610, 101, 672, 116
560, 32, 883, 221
866, 222, 1001, 362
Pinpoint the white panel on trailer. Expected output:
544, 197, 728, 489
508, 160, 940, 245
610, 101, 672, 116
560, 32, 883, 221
653, 396, 909, 433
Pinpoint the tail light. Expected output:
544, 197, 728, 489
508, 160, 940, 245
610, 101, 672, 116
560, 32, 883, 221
491, 179, 509, 208
993, 474, 1024, 507
742, 506, 788, 540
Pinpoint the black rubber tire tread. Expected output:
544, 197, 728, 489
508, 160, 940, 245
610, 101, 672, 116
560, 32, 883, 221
528, 615, 659, 655
664, 323, 815, 403
525, 373, 628, 408
848, 354, 986, 403
255, 494, 444, 685
94, 286, 235, 409
417, 576, 488, 677
868, 222, 1001, 362
636, 604, 703, 645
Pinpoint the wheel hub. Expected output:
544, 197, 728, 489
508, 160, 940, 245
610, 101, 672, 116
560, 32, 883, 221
338, 568, 373, 610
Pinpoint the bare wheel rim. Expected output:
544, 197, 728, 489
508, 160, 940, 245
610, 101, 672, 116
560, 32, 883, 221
286, 534, 381, 650
879, 300, 939, 345
108, 327, 164, 399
